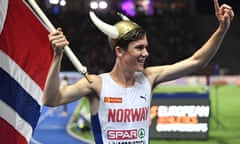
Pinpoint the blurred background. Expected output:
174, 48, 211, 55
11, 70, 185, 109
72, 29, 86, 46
30, 1, 240, 144
35, 0, 240, 75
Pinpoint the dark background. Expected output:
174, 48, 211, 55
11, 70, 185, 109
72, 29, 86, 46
36, 0, 240, 75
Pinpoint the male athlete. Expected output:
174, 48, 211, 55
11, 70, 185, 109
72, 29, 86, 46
44, 0, 234, 143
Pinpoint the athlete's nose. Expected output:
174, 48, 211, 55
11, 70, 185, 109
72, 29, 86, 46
142, 48, 149, 57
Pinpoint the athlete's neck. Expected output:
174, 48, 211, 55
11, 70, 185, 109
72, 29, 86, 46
109, 66, 135, 88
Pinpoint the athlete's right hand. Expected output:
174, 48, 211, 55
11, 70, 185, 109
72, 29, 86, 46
48, 27, 69, 55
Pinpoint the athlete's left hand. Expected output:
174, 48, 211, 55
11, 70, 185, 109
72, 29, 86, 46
214, 0, 234, 30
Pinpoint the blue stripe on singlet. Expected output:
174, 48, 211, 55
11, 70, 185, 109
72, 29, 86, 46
91, 113, 103, 144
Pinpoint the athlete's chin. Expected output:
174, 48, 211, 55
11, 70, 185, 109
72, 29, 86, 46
136, 65, 145, 72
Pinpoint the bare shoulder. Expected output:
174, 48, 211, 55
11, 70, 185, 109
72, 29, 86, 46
144, 66, 164, 78
143, 67, 159, 87
143, 65, 169, 86
75, 74, 102, 95
89, 74, 102, 89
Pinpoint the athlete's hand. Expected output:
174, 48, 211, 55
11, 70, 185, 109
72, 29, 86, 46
48, 27, 69, 55
214, 0, 234, 30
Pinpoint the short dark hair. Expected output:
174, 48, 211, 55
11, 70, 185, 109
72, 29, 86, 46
109, 27, 146, 51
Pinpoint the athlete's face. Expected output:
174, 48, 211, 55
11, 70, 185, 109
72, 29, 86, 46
119, 35, 149, 72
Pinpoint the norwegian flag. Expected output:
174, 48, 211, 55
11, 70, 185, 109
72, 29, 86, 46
0, 0, 53, 143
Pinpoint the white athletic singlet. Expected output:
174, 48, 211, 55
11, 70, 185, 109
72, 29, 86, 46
91, 72, 151, 144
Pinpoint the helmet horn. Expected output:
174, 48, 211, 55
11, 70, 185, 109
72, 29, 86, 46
117, 12, 130, 21
89, 11, 119, 39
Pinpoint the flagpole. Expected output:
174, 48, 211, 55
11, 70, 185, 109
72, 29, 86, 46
27, 0, 92, 83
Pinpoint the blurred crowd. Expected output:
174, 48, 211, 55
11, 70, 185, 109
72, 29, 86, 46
47, 9, 199, 74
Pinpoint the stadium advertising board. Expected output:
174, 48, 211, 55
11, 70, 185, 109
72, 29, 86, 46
150, 92, 210, 140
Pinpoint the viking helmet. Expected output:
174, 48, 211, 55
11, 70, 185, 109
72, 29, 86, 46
89, 11, 142, 50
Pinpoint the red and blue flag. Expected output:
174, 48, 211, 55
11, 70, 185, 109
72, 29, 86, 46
0, 0, 53, 143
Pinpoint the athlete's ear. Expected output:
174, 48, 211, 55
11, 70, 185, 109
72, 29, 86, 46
115, 46, 123, 57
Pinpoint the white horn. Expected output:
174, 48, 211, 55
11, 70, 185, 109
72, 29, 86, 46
89, 11, 119, 39
117, 12, 130, 21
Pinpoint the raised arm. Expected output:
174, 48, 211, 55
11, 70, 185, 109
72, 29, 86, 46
145, 0, 234, 86
43, 27, 68, 106
43, 28, 100, 107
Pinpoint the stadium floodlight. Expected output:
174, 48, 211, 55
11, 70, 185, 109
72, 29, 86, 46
90, 1, 98, 10
59, 0, 66, 6
99, 0, 108, 9
49, 0, 59, 5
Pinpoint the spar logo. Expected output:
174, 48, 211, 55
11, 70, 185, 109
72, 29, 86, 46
138, 128, 145, 139
107, 128, 146, 140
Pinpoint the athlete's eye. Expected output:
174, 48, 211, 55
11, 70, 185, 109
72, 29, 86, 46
135, 45, 145, 50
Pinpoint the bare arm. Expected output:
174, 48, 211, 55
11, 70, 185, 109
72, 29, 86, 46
43, 28, 67, 106
43, 28, 100, 107
145, 0, 234, 86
